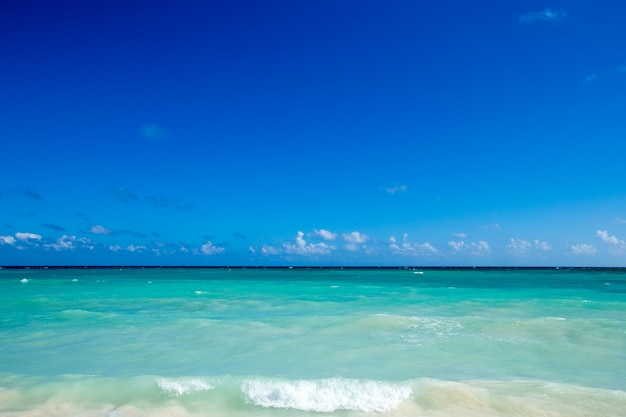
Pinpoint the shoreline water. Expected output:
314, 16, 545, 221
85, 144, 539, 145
1, 268, 625, 416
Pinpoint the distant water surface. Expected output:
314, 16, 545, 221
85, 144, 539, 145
1, 268, 625, 416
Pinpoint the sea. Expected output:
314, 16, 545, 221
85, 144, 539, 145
0, 267, 624, 417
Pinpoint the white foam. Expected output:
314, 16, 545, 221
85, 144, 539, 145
242, 378, 412, 412
156, 378, 214, 396
20, 278, 29, 283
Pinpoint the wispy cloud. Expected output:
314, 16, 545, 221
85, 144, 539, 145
385, 184, 408, 195
41, 223, 65, 232
88, 225, 117, 235
583, 66, 626, 84
570, 243, 596, 256
506, 238, 552, 256
120, 229, 148, 238
139, 123, 169, 141
389, 233, 438, 256
615, 217, 626, 225
105, 186, 139, 203
14, 186, 43, 201
145, 195, 192, 210
109, 244, 147, 253
448, 240, 491, 256
519, 8, 567, 24
15, 232, 42, 241
453, 232, 468, 238
233, 233, 247, 240
314, 229, 338, 241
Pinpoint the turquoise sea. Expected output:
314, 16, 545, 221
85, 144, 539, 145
1, 267, 625, 417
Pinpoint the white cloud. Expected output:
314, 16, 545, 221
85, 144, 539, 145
385, 184, 408, 195
0, 235, 17, 245
506, 238, 552, 256
596, 230, 626, 254
199, 241, 225, 255
342, 231, 369, 244
261, 244, 281, 256
126, 245, 147, 253
534, 240, 552, 251
15, 232, 42, 241
45, 235, 94, 251
615, 217, 626, 225
520, 8, 566, 23
389, 233, 438, 256
109, 245, 123, 252
283, 231, 334, 255
89, 225, 115, 235
453, 232, 468, 238
248, 246, 256, 255
314, 229, 338, 241
570, 244, 596, 256
448, 240, 491, 256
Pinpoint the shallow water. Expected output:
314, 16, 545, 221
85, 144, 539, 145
1, 267, 625, 416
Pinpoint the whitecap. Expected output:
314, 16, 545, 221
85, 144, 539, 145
242, 377, 412, 413
156, 377, 214, 396
20, 278, 29, 283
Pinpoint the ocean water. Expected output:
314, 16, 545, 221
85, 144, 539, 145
0, 267, 625, 417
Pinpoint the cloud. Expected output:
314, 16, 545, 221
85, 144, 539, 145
139, 123, 169, 140
385, 184, 408, 195
89, 225, 117, 235
615, 217, 626, 225
105, 186, 139, 203
14, 186, 43, 200
233, 233, 247, 240
41, 223, 65, 232
109, 244, 147, 253
0, 235, 17, 245
45, 235, 94, 251
583, 74, 597, 84
198, 241, 225, 255
75, 212, 89, 221
342, 231, 369, 244
314, 229, 338, 241
506, 238, 552, 256
15, 232, 42, 241
261, 244, 281, 256
519, 8, 566, 24
453, 232, 468, 238
389, 233, 438, 256
570, 243, 596, 256
583, 66, 626, 84
145, 195, 192, 210
283, 231, 334, 255
596, 230, 626, 254
448, 240, 491, 256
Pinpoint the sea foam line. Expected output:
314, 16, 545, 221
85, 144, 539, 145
241, 377, 412, 413
156, 377, 214, 396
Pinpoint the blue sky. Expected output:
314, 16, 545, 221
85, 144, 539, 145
1, 0, 626, 266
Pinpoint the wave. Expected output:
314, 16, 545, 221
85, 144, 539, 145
1, 373, 625, 417
241, 377, 412, 412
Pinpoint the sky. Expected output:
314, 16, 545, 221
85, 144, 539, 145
1, 0, 626, 266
